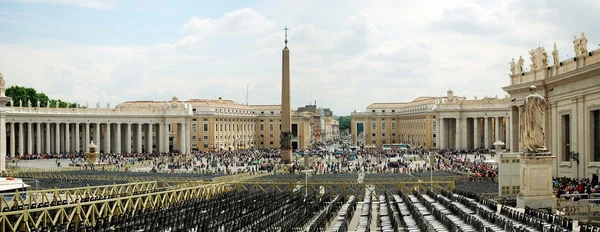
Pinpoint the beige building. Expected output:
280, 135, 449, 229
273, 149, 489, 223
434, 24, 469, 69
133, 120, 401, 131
351, 97, 438, 149
2, 91, 316, 162
352, 94, 511, 150
503, 34, 600, 179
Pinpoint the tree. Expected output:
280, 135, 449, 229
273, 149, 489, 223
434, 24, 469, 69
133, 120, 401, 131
5, 85, 84, 108
338, 116, 351, 132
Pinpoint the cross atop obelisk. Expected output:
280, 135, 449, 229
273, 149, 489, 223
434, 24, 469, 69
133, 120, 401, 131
283, 26, 289, 46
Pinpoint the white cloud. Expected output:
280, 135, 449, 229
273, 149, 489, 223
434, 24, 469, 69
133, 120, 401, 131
13, 0, 114, 9
182, 8, 277, 37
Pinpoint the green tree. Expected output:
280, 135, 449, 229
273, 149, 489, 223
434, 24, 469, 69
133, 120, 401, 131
5, 86, 84, 108
338, 116, 351, 132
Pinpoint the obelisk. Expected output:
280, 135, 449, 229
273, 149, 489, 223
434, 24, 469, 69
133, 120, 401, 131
280, 27, 292, 164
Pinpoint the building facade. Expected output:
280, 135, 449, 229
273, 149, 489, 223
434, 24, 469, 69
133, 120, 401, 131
352, 94, 511, 150
503, 34, 600, 179
1, 87, 320, 164
351, 97, 438, 148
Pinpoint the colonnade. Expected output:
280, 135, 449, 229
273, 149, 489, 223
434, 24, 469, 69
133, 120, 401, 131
437, 116, 510, 150
5, 121, 190, 156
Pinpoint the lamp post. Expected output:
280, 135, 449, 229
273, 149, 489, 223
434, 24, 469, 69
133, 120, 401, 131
571, 151, 580, 179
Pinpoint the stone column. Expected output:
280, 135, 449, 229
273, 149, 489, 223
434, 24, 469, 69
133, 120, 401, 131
439, 118, 445, 149
145, 124, 152, 153
185, 119, 190, 154
0, 115, 5, 171
85, 123, 90, 153
473, 117, 480, 149
460, 117, 468, 148
94, 123, 101, 151
54, 123, 60, 154
27, 122, 33, 155
178, 123, 185, 153
65, 123, 70, 153
505, 117, 510, 150
511, 106, 520, 152
36, 122, 41, 154
484, 117, 490, 149
9, 122, 15, 157
18, 123, 24, 156
163, 122, 170, 153
75, 123, 80, 153
136, 123, 142, 153
105, 123, 111, 153
454, 117, 460, 149
125, 123, 132, 154
495, 117, 501, 144
45, 122, 51, 154
115, 123, 121, 153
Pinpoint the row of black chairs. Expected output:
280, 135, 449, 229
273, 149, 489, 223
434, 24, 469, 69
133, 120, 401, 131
377, 193, 404, 232
329, 195, 357, 232
451, 189, 571, 232
399, 190, 447, 231
524, 206, 573, 231
356, 193, 372, 232
305, 194, 344, 232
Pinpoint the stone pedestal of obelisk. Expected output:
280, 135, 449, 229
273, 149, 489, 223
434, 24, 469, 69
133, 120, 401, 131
280, 28, 292, 164
516, 152, 556, 209
0, 74, 11, 173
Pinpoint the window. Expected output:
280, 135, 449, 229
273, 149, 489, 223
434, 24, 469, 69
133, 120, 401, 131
192, 124, 197, 133
372, 110, 375, 112
270, 134, 273, 138
203, 124, 208, 132
432, 122, 436, 130
372, 122, 376, 131
382, 122, 386, 130
192, 135, 197, 140
562, 114, 571, 161
391, 122, 396, 130
593, 110, 600, 161
270, 141, 274, 145
270, 124, 274, 131
260, 124, 264, 131
203, 143, 208, 148
392, 110, 395, 112
203, 136, 208, 140
382, 110, 385, 113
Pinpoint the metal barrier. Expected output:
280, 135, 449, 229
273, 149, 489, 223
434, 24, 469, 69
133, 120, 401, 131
0, 183, 229, 232
557, 193, 600, 222
0, 181, 159, 213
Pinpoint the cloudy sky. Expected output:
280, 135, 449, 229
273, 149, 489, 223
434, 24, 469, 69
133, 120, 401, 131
0, 0, 598, 115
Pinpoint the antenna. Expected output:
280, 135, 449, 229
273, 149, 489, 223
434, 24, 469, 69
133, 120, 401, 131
246, 84, 249, 105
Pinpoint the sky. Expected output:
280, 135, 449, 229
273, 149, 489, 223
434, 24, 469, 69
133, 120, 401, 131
0, 0, 598, 115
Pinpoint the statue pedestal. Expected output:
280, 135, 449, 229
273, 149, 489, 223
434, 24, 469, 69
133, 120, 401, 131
516, 152, 556, 209
281, 149, 292, 164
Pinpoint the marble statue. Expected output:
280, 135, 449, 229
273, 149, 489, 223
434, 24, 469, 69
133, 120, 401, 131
573, 35, 580, 56
56, 100, 60, 108
19, 100, 22, 107
509, 58, 517, 75
552, 42, 559, 65
474, 95, 478, 100
107, 102, 110, 108
86, 102, 89, 108
529, 49, 537, 70
27, 100, 31, 107
541, 50, 548, 68
36, 100, 40, 107
519, 85, 549, 153
579, 32, 588, 55
517, 56, 525, 73
96, 103, 100, 108
46, 101, 50, 108
0, 73, 5, 96
9, 100, 13, 107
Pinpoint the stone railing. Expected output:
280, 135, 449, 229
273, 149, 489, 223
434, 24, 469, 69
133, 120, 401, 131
7, 106, 191, 116
510, 48, 600, 86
